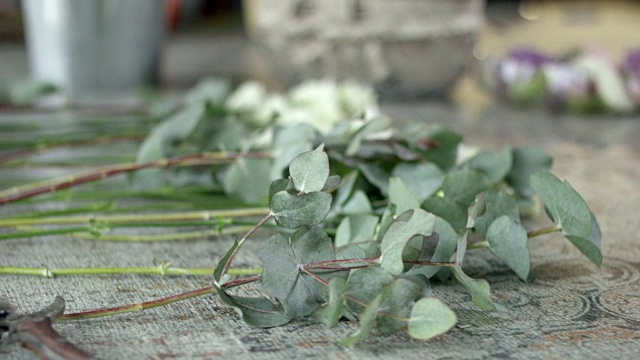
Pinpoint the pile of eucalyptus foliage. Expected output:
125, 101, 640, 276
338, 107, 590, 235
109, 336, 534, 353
136, 79, 601, 344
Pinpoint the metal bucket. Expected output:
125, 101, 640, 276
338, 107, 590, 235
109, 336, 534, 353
21, 0, 165, 102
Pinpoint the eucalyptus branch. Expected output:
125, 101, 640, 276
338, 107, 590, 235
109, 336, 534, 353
0, 151, 272, 205
0, 265, 261, 277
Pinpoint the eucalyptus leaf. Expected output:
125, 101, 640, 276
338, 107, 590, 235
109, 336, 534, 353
357, 162, 389, 195
223, 158, 273, 204
455, 230, 469, 266
257, 226, 337, 318
341, 190, 373, 215
271, 124, 316, 179
290, 144, 330, 193
408, 297, 457, 340
388, 177, 421, 214
486, 216, 531, 281
377, 278, 422, 334
467, 148, 513, 184
380, 209, 436, 275
346, 116, 391, 156
409, 217, 458, 279
452, 266, 495, 310
391, 162, 444, 203
474, 190, 519, 238
133, 102, 206, 189
214, 239, 238, 282
422, 195, 468, 231
322, 175, 342, 192
506, 147, 553, 198
421, 125, 462, 170
442, 169, 492, 208
530, 171, 601, 266
216, 290, 292, 328
335, 214, 379, 247
270, 191, 332, 229
340, 294, 382, 347
315, 277, 348, 328
346, 267, 395, 307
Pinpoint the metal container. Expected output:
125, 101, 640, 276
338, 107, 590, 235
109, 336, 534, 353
21, 0, 164, 102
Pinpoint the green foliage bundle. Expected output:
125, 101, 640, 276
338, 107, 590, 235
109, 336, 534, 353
134, 79, 601, 344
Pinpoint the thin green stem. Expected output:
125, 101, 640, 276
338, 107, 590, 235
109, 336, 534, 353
2, 225, 254, 242
467, 240, 490, 250
0, 226, 88, 240
0, 266, 261, 277
527, 225, 562, 238
0, 208, 270, 227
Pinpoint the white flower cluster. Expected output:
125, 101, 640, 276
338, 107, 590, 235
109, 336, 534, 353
226, 80, 379, 134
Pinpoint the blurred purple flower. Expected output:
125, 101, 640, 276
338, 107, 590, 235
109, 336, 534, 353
497, 48, 553, 87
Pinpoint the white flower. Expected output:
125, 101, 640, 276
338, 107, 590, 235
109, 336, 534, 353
226, 81, 267, 113
338, 81, 378, 116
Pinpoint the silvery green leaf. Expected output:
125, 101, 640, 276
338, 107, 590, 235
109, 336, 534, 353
340, 294, 382, 347
289, 144, 330, 193
342, 190, 373, 215
346, 116, 390, 156
530, 171, 601, 266
257, 226, 336, 318
408, 298, 457, 340
474, 190, 519, 238
506, 147, 552, 198
486, 215, 531, 281
442, 169, 491, 208
380, 209, 436, 275
422, 195, 467, 231
271, 124, 316, 179
421, 125, 462, 171
322, 175, 342, 192
270, 191, 332, 229
410, 217, 458, 279
388, 177, 421, 215
334, 214, 379, 247
357, 162, 389, 195
133, 102, 206, 188
467, 148, 513, 184
391, 162, 445, 203
452, 266, 496, 311
223, 158, 272, 204
346, 267, 395, 307
216, 290, 292, 328
315, 277, 348, 328
377, 278, 422, 334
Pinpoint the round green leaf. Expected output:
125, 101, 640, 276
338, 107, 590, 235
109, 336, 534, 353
270, 191, 332, 229
289, 144, 329, 193
486, 215, 531, 281
408, 297, 457, 340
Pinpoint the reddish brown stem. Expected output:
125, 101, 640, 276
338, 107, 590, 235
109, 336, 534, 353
0, 151, 271, 205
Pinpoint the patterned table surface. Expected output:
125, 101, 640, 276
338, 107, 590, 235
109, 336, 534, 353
1, 103, 640, 359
